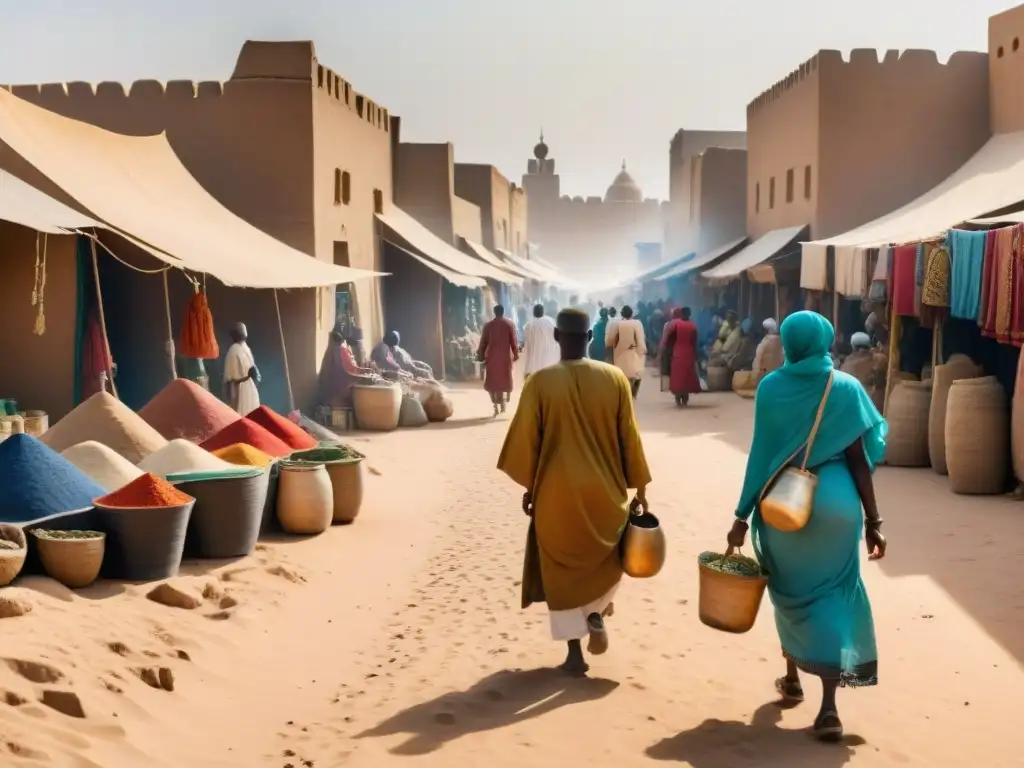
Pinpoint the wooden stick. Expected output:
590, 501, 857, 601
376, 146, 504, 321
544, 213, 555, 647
274, 289, 295, 412
163, 271, 178, 379
883, 301, 900, 418
89, 237, 119, 399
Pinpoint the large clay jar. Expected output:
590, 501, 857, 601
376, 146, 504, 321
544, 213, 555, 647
884, 380, 932, 467
946, 376, 1009, 495
351, 384, 401, 431
928, 354, 981, 475
276, 460, 333, 535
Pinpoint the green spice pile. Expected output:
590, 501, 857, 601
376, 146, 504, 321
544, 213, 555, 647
0, 539, 21, 551
698, 551, 765, 577
292, 443, 365, 464
33, 530, 103, 541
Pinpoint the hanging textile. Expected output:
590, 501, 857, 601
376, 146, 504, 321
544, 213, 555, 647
921, 242, 950, 308
834, 247, 868, 297
982, 226, 1015, 342
978, 230, 997, 328
891, 244, 919, 317
947, 229, 985, 320
80, 311, 112, 401
868, 246, 890, 303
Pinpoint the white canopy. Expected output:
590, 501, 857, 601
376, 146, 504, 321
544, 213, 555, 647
0, 169, 101, 233
702, 226, 806, 283
0, 88, 381, 288
802, 131, 1024, 254
657, 237, 747, 280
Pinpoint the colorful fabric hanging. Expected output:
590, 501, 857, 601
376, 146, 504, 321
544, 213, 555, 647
178, 289, 220, 359
947, 229, 985, 320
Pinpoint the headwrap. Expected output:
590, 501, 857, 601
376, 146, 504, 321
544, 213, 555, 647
850, 332, 871, 349
740, 317, 754, 335
762, 318, 778, 334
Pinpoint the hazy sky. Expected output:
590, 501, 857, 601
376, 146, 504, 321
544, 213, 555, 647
0, 1, 1014, 199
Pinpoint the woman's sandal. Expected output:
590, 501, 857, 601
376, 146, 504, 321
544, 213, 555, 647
774, 676, 805, 703
813, 710, 844, 742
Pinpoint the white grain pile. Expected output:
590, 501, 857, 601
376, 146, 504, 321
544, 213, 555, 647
137, 439, 234, 477
61, 441, 145, 492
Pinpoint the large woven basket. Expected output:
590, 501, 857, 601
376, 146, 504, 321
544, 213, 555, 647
174, 469, 270, 558
31, 530, 105, 589
352, 384, 401, 431
276, 460, 333, 535
885, 380, 932, 467
698, 554, 767, 634
946, 376, 1009, 494
928, 355, 981, 475
706, 365, 730, 392
290, 446, 365, 524
0, 524, 27, 586
94, 500, 194, 581
732, 371, 757, 399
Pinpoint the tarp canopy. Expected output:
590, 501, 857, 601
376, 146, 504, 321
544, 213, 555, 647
386, 238, 484, 289
702, 226, 807, 284
459, 237, 528, 283
0, 168, 101, 233
967, 210, 1024, 226
376, 208, 519, 285
496, 248, 576, 287
0, 88, 382, 288
656, 237, 747, 280
802, 131, 1024, 253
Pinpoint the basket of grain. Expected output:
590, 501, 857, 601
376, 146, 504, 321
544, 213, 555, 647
698, 550, 768, 634
0, 524, 27, 586
31, 529, 105, 589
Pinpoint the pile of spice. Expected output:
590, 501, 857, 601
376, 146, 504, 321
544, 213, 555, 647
138, 439, 235, 477
139, 378, 239, 444
211, 443, 274, 468
95, 472, 194, 509
291, 444, 364, 464
246, 406, 317, 450
698, 551, 765, 578
200, 418, 293, 458
61, 441, 144, 491
41, 392, 167, 463
0, 434, 105, 523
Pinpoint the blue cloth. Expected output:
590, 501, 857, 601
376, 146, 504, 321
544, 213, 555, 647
589, 318, 607, 359
740, 316, 754, 335
948, 229, 986, 320
734, 311, 886, 685
695, 308, 715, 346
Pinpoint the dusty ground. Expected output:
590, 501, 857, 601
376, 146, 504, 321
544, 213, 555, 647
2, 367, 1023, 767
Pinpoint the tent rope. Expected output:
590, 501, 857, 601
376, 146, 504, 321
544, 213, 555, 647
31, 231, 48, 335
273, 289, 295, 412
163, 270, 178, 380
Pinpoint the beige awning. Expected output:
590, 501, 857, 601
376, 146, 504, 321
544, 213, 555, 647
702, 226, 807, 284
376, 208, 520, 285
459, 238, 525, 284
385, 239, 484, 289
0, 168, 100, 233
656, 238, 748, 280
0, 88, 381, 288
803, 131, 1024, 254
497, 248, 578, 288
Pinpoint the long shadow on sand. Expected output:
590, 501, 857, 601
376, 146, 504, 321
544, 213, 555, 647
355, 667, 618, 755
647, 702, 862, 767
425, 416, 497, 431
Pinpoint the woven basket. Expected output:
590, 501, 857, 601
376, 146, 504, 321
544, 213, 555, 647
276, 461, 333, 535
885, 380, 932, 467
352, 384, 401, 431
290, 447, 365, 524
174, 469, 270, 558
928, 355, 981, 475
94, 500, 194, 581
698, 555, 767, 634
0, 524, 27, 586
706, 365, 730, 392
946, 376, 1009, 494
732, 371, 757, 399
31, 530, 105, 589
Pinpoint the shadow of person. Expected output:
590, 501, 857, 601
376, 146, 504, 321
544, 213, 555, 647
646, 702, 864, 767
355, 666, 619, 756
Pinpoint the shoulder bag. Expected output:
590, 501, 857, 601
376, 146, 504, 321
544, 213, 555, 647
758, 371, 834, 532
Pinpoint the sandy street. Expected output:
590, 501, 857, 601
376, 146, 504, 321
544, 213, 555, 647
3, 369, 1024, 768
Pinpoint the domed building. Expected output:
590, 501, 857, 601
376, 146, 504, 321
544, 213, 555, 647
604, 161, 644, 203
522, 135, 665, 287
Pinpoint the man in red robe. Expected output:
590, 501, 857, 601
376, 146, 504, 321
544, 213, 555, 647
477, 305, 519, 416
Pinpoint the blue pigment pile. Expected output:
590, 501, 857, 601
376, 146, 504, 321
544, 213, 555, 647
0, 434, 105, 523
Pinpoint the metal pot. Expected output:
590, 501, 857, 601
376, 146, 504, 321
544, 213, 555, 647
620, 509, 666, 579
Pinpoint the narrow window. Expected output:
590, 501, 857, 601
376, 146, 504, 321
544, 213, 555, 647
804, 165, 812, 199
769, 177, 776, 209
341, 171, 351, 205
333, 169, 342, 204
373, 189, 383, 214
755, 182, 760, 213
785, 169, 794, 203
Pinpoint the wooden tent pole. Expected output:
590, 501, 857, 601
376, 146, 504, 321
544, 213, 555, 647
882, 300, 900, 418
274, 289, 296, 412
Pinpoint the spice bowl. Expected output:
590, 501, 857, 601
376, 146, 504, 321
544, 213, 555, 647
31, 529, 105, 589
93, 500, 195, 581
0, 524, 27, 586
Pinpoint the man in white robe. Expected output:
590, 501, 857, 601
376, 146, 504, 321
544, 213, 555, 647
522, 304, 560, 379
223, 322, 261, 414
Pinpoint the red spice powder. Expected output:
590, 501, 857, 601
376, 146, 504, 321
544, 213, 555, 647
200, 418, 293, 458
139, 378, 239, 444
245, 406, 317, 450
96, 473, 194, 508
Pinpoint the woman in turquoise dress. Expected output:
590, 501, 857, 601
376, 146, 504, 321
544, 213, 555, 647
725, 311, 888, 741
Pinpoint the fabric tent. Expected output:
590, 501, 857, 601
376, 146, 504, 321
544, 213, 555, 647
385, 238, 484, 289
0, 87, 381, 288
459, 237, 530, 282
702, 226, 807, 284
0, 169, 101, 233
656, 237, 747, 280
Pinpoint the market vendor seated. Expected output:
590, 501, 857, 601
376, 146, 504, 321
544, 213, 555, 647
370, 331, 415, 382
319, 330, 378, 407
387, 330, 435, 380
726, 317, 758, 373
709, 310, 740, 364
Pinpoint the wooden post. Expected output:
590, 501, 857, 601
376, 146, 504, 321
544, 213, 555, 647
882, 300, 900, 418
273, 289, 296, 412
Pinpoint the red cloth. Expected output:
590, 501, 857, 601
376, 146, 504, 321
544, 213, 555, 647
1013, 226, 1024, 347
980, 230, 997, 336
661, 319, 701, 395
80, 312, 113, 401
478, 317, 518, 394
340, 344, 360, 375
890, 244, 918, 317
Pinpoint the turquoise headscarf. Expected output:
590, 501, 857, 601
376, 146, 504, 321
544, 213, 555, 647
734, 311, 887, 521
